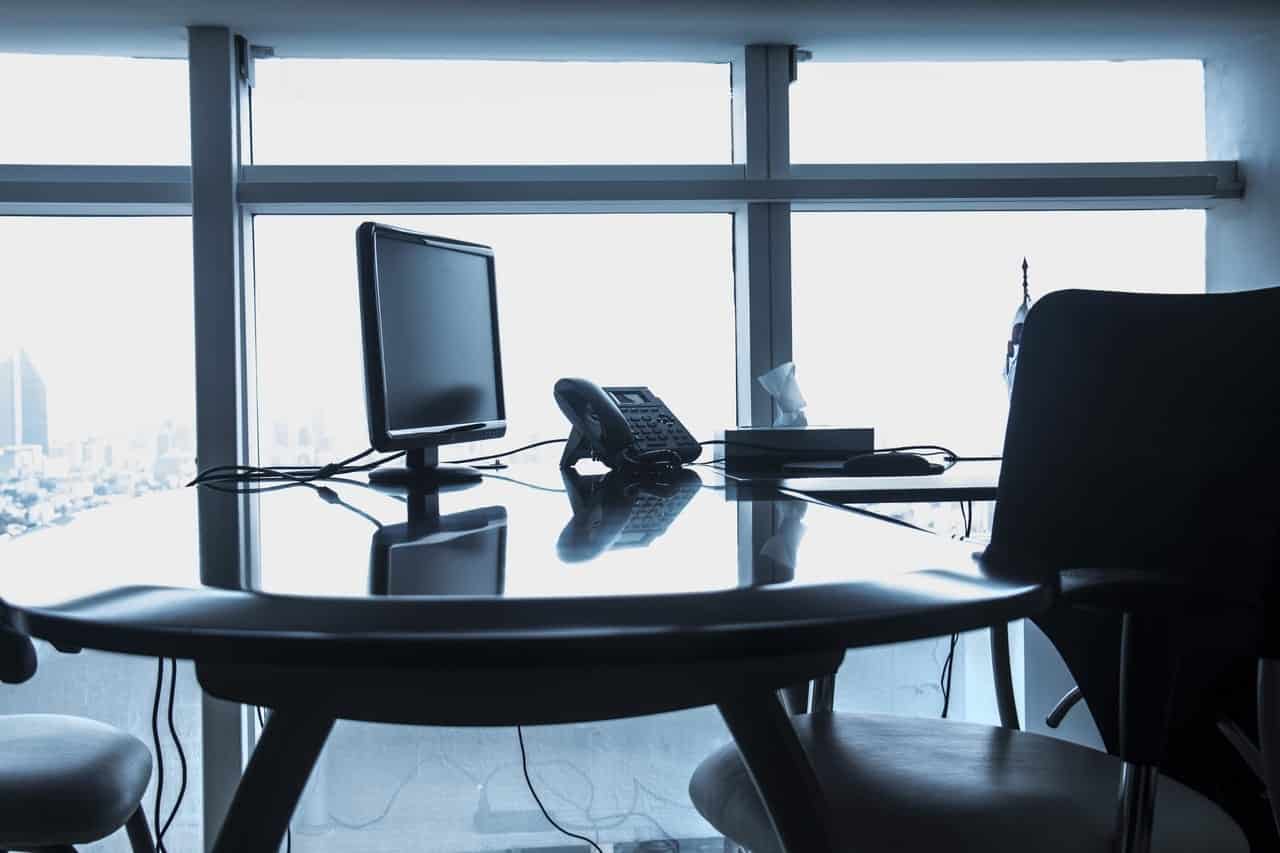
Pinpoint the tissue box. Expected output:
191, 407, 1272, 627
715, 426, 874, 474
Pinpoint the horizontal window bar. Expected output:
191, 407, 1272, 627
0, 165, 191, 214
242, 200, 745, 215
242, 164, 746, 183
240, 161, 1241, 209
1, 161, 1242, 213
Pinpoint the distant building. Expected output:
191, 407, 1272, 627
0, 349, 49, 452
0, 444, 44, 479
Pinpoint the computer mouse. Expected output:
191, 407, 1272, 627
841, 451, 945, 477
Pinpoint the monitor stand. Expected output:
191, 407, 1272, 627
368, 447, 482, 488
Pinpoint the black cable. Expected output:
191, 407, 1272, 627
940, 633, 960, 719
161, 658, 187, 842
313, 486, 384, 528
190, 439, 566, 493
517, 726, 604, 853
195, 479, 318, 496
479, 472, 568, 494
151, 658, 167, 853
187, 448, 391, 489
445, 438, 567, 465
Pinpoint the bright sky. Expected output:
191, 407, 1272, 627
0, 54, 1207, 452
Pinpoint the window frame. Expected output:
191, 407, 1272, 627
0, 36, 1240, 851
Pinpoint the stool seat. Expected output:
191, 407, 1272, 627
689, 713, 1247, 853
0, 714, 152, 847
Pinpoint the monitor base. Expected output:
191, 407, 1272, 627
368, 462, 482, 488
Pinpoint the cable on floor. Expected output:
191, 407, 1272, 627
151, 658, 167, 853
517, 726, 604, 853
939, 633, 960, 719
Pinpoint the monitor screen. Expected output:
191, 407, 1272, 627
358, 223, 505, 449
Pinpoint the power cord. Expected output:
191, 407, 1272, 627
446, 438, 567, 465
150, 659, 165, 853
517, 726, 604, 853
150, 658, 187, 852
162, 659, 187, 841
188, 439, 569, 493
188, 447, 390, 489
939, 500, 976, 720
940, 633, 960, 719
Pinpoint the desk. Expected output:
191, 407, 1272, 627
0, 464, 1047, 853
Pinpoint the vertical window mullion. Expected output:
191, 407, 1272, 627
187, 25, 258, 851
734, 45, 794, 428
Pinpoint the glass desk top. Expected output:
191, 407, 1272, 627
1, 463, 1014, 607
0, 462, 1050, 673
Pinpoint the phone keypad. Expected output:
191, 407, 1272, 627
624, 406, 695, 452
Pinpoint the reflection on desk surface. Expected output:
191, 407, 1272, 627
369, 506, 507, 596
557, 468, 702, 563
1, 463, 1000, 608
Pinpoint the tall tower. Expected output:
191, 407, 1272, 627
0, 349, 49, 451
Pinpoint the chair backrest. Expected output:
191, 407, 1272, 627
992, 286, 1280, 599
988, 287, 1280, 823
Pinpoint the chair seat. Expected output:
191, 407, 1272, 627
689, 713, 1248, 853
0, 714, 152, 847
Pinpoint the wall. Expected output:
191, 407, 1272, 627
1206, 26, 1280, 292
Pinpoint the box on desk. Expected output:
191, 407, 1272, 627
714, 426, 875, 474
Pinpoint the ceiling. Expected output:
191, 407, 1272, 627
1, 0, 1277, 62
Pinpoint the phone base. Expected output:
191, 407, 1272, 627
559, 426, 594, 469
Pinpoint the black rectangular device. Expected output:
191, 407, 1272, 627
356, 222, 507, 486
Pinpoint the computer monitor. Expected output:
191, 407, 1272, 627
356, 222, 506, 487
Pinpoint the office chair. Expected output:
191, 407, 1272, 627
0, 629, 155, 853
689, 287, 1280, 853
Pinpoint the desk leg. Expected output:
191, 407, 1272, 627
210, 709, 334, 853
718, 691, 837, 853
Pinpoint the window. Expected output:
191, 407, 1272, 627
1, 34, 1232, 850
0, 54, 190, 164
792, 209, 1206, 455
791, 60, 1205, 164
0, 217, 201, 851
251, 60, 732, 165
252, 213, 735, 467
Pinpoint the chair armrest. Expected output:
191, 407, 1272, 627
1046, 686, 1083, 729
0, 627, 37, 684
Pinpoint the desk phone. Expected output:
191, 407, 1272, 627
554, 378, 700, 471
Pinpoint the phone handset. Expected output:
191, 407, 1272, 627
553, 378, 700, 471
